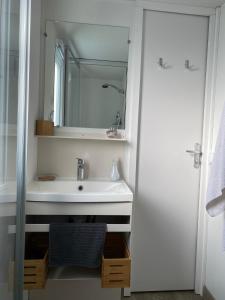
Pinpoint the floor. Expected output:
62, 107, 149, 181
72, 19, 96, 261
125, 291, 202, 300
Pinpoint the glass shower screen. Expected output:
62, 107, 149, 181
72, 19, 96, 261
0, 0, 29, 299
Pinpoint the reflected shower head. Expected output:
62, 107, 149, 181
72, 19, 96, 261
102, 83, 125, 95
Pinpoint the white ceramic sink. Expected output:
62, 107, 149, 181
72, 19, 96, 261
27, 180, 133, 203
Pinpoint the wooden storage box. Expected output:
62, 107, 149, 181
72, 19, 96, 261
36, 120, 54, 136
24, 234, 48, 290
101, 233, 131, 288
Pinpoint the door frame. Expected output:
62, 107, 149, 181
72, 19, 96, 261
126, 1, 220, 295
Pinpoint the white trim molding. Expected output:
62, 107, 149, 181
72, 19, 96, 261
126, 6, 144, 191
137, 0, 216, 16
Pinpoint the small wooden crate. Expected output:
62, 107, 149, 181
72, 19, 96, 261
24, 250, 48, 290
36, 120, 54, 136
24, 233, 48, 290
101, 233, 131, 288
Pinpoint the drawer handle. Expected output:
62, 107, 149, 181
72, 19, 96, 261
109, 264, 124, 267
109, 280, 124, 283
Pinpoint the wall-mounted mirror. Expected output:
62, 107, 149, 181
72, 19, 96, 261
44, 21, 129, 130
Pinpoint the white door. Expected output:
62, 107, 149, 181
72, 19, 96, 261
132, 11, 208, 291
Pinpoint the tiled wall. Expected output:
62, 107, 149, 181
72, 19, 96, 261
37, 138, 127, 180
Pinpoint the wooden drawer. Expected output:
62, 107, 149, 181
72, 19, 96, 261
24, 233, 48, 290
101, 233, 131, 288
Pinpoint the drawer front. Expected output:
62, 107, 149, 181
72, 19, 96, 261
26, 202, 132, 216
102, 274, 130, 288
24, 263, 46, 275
103, 259, 130, 274
24, 273, 46, 290
24, 281, 45, 290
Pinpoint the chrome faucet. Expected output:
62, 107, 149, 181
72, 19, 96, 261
76, 158, 85, 181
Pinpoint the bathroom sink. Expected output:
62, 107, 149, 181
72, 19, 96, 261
27, 180, 133, 203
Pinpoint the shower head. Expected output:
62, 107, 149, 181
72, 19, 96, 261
102, 83, 125, 95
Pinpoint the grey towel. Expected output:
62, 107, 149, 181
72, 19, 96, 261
49, 223, 107, 268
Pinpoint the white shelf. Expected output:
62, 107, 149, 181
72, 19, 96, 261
36, 127, 128, 141
48, 266, 100, 281
8, 223, 131, 234
36, 134, 127, 142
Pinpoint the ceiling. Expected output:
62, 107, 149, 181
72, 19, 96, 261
137, 0, 225, 8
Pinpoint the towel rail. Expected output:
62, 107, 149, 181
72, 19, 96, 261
8, 224, 131, 234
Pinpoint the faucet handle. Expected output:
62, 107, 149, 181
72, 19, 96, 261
76, 158, 84, 165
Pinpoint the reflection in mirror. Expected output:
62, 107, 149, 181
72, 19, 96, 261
44, 21, 129, 129
53, 40, 65, 127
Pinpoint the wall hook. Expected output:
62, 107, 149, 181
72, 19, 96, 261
185, 59, 198, 71
158, 57, 166, 69
185, 59, 190, 69
158, 57, 171, 70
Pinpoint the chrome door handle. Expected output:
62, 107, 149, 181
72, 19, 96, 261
186, 150, 202, 154
186, 143, 202, 169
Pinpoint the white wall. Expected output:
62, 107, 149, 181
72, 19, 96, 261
205, 4, 225, 300
80, 78, 124, 129
43, 0, 134, 27
37, 139, 126, 180
27, 0, 42, 182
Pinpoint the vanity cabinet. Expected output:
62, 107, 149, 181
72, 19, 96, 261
26, 201, 132, 217
24, 201, 132, 233
21, 200, 132, 299
24, 232, 131, 291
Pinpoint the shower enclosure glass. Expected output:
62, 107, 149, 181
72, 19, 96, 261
0, 0, 27, 299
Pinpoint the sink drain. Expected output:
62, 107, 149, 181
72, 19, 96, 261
78, 185, 83, 191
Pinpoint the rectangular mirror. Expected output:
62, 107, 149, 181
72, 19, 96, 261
44, 21, 129, 130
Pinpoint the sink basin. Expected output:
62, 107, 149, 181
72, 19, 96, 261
27, 180, 133, 203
